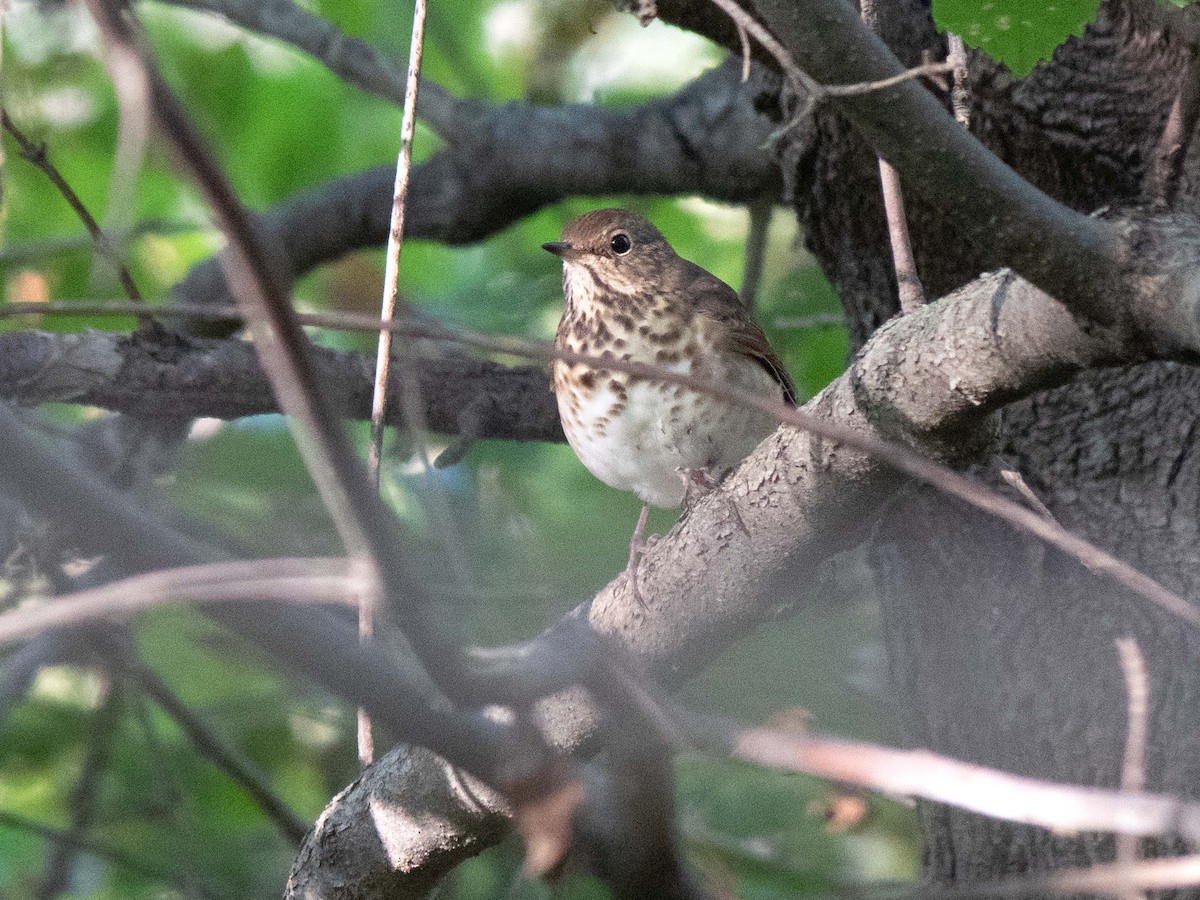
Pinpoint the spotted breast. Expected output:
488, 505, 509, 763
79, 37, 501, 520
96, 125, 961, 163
546, 208, 795, 509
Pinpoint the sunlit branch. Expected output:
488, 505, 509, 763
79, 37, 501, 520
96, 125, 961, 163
0, 557, 362, 647
2, 279, 1196, 637
362, 0, 429, 770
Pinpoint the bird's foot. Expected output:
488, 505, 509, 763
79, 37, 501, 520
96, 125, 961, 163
623, 503, 652, 611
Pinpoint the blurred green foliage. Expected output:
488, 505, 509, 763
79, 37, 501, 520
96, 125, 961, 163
0, 0, 914, 897
932, 0, 1102, 75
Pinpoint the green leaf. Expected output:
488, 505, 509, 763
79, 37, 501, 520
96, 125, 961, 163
932, 0, 1103, 76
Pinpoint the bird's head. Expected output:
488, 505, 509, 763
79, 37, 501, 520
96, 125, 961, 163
543, 209, 676, 298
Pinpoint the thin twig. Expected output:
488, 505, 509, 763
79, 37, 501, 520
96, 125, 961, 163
947, 33, 970, 128
877, 160, 925, 312
1, 110, 144, 304
0, 808, 227, 900
36, 679, 122, 900
2, 298, 1197, 637
94, 4, 152, 297
998, 469, 1057, 522
723, 723, 1200, 844
121, 655, 311, 844
1115, 637, 1151, 892
0, 557, 361, 646
707, 0, 949, 126
707, 0, 821, 108
734, 19, 752, 82
860, 0, 925, 313
362, 0, 428, 769
1151, 45, 1200, 207
740, 198, 771, 311
823, 60, 954, 98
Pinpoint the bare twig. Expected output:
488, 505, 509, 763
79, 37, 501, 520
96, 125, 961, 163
734, 19, 752, 82
0, 110, 144, 304
1150, 45, 1200, 206
947, 33, 970, 128
998, 469, 1057, 522
740, 198, 771, 310
823, 60, 954, 98
1115, 637, 1151, 891
121, 654, 310, 844
362, 0, 428, 769
36, 679, 122, 900
154, 0, 464, 137
706, 0, 951, 125
877, 157, 924, 312
0, 557, 361, 647
725, 724, 1200, 844
3, 297, 1195, 635
92, 2, 152, 294
860, 0, 925, 314
1117, 639, 1150, 796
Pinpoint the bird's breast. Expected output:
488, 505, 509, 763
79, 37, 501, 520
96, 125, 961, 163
552, 311, 783, 507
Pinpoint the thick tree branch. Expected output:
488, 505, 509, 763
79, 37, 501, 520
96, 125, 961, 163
749, 0, 1127, 320
288, 235, 1200, 895
171, 60, 782, 317
0, 324, 563, 442
0, 400, 516, 786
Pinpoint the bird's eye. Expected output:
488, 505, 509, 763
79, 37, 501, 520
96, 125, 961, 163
610, 233, 632, 255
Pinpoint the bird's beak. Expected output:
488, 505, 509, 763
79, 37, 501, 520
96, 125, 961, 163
542, 241, 573, 257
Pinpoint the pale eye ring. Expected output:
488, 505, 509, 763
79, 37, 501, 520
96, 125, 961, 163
610, 233, 632, 255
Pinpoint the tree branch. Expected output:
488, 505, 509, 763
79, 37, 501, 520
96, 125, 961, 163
0, 327, 563, 440
286, 244, 1200, 895
170, 60, 782, 318
749, 0, 1127, 318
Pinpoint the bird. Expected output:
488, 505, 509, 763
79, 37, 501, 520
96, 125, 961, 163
543, 208, 796, 605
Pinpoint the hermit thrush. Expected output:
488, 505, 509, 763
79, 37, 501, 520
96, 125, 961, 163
544, 209, 796, 602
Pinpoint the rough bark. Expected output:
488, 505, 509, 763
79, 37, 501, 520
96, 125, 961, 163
772, 0, 1200, 889
0, 330, 563, 443
11, 0, 1200, 893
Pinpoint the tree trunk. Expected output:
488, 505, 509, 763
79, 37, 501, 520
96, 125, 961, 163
791, 0, 1200, 887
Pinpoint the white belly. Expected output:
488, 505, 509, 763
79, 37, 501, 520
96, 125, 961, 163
556, 357, 783, 508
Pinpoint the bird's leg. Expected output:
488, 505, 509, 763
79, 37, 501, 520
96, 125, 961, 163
679, 467, 750, 537
622, 502, 652, 610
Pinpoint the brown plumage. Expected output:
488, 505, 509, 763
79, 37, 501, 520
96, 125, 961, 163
545, 208, 795, 512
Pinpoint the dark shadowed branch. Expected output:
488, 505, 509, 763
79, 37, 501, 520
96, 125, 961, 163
35, 680, 122, 900
749, 0, 1127, 316
170, 60, 783, 318
286, 237, 1200, 895
0, 323, 563, 442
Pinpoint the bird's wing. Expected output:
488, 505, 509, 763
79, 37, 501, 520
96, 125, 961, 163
686, 264, 798, 406
722, 320, 798, 406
